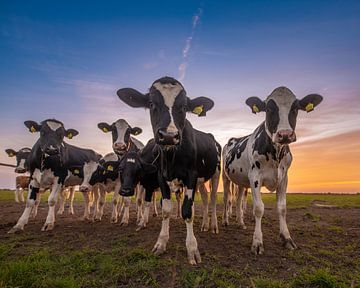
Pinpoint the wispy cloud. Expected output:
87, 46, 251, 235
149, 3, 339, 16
178, 8, 203, 81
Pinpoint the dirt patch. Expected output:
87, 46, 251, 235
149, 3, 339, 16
0, 199, 359, 287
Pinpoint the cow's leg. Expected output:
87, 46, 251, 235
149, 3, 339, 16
277, 175, 296, 250
9, 180, 39, 233
120, 197, 131, 226
222, 173, 231, 226
242, 188, 248, 214
81, 192, 92, 221
250, 176, 264, 255
183, 174, 201, 265
31, 191, 42, 219
57, 188, 67, 215
175, 189, 182, 218
92, 186, 101, 220
198, 183, 209, 232
68, 186, 75, 215
137, 189, 153, 231
229, 182, 234, 217
153, 180, 171, 255
95, 186, 106, 221
19, 188, 25, 203
136, 185, 144, 224
14, 187, 20, 203
209, 168, 220, 234
42, 180, 62, 231
152, 192, 158, 217
111, 189, 121, 223
235, 186, 246, 229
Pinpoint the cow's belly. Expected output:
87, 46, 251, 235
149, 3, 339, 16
64, 175, 82, 187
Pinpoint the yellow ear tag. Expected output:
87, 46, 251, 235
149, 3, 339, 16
103, 127, 109, 133
67, 133, 73, 139
192, 105, 203, 115
30, 126, 36, 133
103, 170, 106, 175
252, 105, 260, 113
74, 169, 79, 174
305, 103, 314, 113
107, 165, 113, 171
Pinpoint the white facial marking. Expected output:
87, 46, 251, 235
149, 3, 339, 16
103, 152, 119, 162
127, 158, 135, 163
153, 82, 183, 132
18, 159, 26, 170
114, 119, 130, 146
46, 121, 63, 131
81, 161, 98, 187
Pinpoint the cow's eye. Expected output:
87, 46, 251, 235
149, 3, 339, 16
182, 105, 187, 112
149, 102, 155, 110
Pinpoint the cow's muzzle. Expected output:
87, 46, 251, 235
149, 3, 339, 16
120, 188, 134, 197
113, 143, 127, 155
15, 168, 26, 174
275, 130, 296, 145
157, 129, 180, 145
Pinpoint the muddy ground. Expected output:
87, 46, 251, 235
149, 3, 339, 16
0, 197, 359, 287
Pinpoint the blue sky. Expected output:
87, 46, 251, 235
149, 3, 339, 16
1, 1, 359, 191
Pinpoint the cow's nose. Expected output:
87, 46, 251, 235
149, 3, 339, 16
276, 130, 296, 144
45, 146, 59, 155
113, 143, 127, 152
80, 186, 90, 193
157, 129, 180, 145
120, 188, 134, 197
15, 168, 26, 173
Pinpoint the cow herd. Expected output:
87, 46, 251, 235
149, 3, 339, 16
5, 76, 323, 264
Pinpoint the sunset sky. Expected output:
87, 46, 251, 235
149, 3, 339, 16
0, 1, 359, 192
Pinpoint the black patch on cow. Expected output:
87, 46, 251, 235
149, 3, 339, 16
253, 123, 277, 161
265, 99, 280, 135
29, 186, 39, 200
255, 161, 261, 169
225, 136, 249, 168
288, 100, 299, 130
254, 181, 258, 188
182, 195, 193, 220
240, 168, 242, 172
232, 169, 235, 174
251, 164, 255, 170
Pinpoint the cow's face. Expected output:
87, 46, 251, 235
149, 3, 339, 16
97, 119, 142, 155
5, 147, 31, 173
117, 76, 214, 147
246, 87, 323, 145
118, 152, 156, 197
24, 119, 78, 156
76, 153, 120, 192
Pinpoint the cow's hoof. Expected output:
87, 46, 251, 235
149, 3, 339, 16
94, 217, 102, 222
57, 210, 64, 215
222, 220, 229, 227
281, 235, 297, 250
187, 248, 201, 265
136, 224, 146, 231
8, 226, 23, 234
120, 221, 128, 227
211, 223, 219, 234
153, 212, 158, 217
251, 242, 264, 255
110, 217, 118, 224
237, 223, 246, 230
201, 223, 209, 232
41, 223, 54, 231
69, 210, 74, 215
152, 242, 166, 255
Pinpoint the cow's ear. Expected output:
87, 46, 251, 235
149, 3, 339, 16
5, 149, 17, 157
187, 97, 214, 117
142, 162, 157, 174
130, 127, 142, 136
24, 121, 41, 133
65, 129, 79, 139
299, 94, 323, 113
245, 97, 266, 114
69, 166, 82, 176
117, 88, 149, 108
98, 122, 112, 133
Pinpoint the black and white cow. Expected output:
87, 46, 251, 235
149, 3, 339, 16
117, 76, 219, 264
223, 86, 323, 254
5, 147, 32, 202
97, 119, 154, 222
118, 136, 221, 233
8, 119, 101, 233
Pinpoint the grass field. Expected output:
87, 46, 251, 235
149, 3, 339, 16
0, 190, 359, 288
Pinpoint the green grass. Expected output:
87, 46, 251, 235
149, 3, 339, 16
1, 189, 359, 209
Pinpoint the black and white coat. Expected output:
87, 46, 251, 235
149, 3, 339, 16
117, 76, 217, 264
222, 87, 323, 254
9, 119, 101, 233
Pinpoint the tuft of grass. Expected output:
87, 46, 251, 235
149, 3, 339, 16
251, 277, 288, 288
292, 269, 347, 288
303, 212, 321, 222
327, 226, 344, 233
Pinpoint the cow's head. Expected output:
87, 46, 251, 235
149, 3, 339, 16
75, 153, 120, 192
5, 147, 32, 173
97, 119, 142, 155
118, 151, 157, 197
246, 87, 323, 145
117, 76, 214, 146
24, 119, 78, 156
